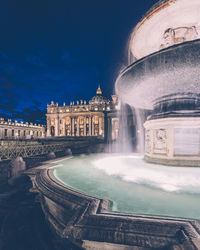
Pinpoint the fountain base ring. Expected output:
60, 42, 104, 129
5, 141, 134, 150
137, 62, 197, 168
144, 117, 200, 167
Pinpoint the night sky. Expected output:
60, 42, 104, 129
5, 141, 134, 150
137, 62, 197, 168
0, 0, 158, 123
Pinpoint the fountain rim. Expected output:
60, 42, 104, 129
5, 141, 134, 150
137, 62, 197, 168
118, 38, 200, 80
30, 155, 200, 248
129, 0, 199, 59
135, 0, 173, 31
116, 38, 200, 110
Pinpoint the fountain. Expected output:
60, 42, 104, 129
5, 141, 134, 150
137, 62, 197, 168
31, 0, 200, 249
116, 0, 200, 166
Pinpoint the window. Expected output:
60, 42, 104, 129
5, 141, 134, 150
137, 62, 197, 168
24, 130, 26, 136
18, 130, 20, 136
4, 129, 7, 137
12, 130, 14, 137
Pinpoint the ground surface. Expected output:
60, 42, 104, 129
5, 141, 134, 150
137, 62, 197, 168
0, 142, 104, 250
0, 175, 81, 250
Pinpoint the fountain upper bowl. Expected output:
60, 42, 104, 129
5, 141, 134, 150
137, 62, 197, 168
130, 0, 200, 60
116, 39, 200, 110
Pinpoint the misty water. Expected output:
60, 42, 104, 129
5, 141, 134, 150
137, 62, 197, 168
116, 42, 200, 110
53, 154, 200, 219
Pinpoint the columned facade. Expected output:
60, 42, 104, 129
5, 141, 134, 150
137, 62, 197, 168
0, 118, 45, 139
46, 86, 119, 140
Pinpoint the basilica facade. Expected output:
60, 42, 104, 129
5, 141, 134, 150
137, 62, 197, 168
46, 86, 119, 141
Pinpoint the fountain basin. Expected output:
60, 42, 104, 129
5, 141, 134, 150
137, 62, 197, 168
33, 155, 200, 249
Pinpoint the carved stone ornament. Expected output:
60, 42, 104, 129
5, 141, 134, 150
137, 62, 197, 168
153, 129, 167, 154
160, 26, 198, 49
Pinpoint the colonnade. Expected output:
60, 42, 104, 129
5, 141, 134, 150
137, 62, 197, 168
64, 116, 104, 137
48, 115, 104, 137
0, 126, 45, 139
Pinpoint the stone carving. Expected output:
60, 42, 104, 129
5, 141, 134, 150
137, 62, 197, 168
65, 148, 72, 156
160, 26, 198, 49
8, 156, 26, 185
47, 152, 56, 159
145, 129, 151, 154
153, 129, 167, 155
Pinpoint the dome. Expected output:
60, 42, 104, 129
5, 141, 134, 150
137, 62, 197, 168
89, 95, 109, 105
89, 85, 110, 105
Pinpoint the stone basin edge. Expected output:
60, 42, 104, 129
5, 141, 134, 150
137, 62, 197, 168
27, 157, 200, 249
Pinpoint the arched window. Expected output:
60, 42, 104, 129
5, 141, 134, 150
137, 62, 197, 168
50, 126, 55, 136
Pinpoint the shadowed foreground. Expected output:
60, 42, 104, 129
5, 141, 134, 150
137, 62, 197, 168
0, 175, 81, 250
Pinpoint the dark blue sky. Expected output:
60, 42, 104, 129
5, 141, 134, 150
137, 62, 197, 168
0, 0, 158, 123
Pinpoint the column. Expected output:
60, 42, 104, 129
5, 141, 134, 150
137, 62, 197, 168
99, 117, 102, 136
84, 117, 86, 136
92, 116, 94, 136
55, 116, 59, 136
101, 116, 104, 137
63, 118, 66, 136
70, 117, 72, 136
89, 117, 91, 136
46, 119, 51, 137
77, 117, 80, 136
72, 118, 74, 136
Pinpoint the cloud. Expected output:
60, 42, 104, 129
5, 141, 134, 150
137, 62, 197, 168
19, 106, 46, 123
19, 100, 46, 123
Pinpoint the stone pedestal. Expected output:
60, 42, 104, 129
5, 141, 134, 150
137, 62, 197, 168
144, 117, 200, 166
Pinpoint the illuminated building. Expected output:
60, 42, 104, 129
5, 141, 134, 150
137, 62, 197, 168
46, 86, 119, 140
0, 118, 45, 139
